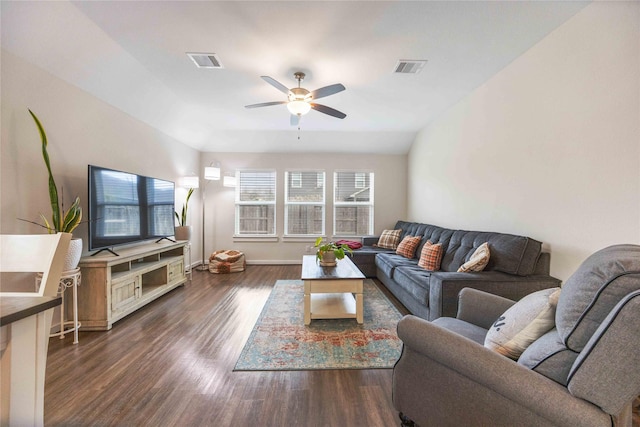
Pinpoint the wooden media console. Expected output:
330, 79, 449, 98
78, 241, 187, 330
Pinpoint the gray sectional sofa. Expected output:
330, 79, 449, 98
350, 220, 561, 320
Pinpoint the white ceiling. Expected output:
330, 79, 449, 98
1, 1, 589, 154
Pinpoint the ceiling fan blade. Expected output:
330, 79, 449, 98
310, 83, 345, 100
261, 76, 291, 95
310, 103, 347, 119
245, 101, 287, 109
290, 114, 300, 126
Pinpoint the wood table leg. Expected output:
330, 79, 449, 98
304, 292, 311, 325
356, 291, 363, 324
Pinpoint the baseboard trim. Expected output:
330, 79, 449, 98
193, 260, 303, 266
247, 260, 302, 265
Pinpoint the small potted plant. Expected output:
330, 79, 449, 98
174, 188, 195, 241
314, 237, 353, 267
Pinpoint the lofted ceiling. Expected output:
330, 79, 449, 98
1, 1, 589, 154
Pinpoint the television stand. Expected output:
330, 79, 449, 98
90, 247, 119, 257
78, 241, 187, 330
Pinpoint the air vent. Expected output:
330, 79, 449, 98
393, 60, 427, 74
187, 53, 224, 69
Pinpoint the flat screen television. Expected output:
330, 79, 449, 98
88, 165, 175, 255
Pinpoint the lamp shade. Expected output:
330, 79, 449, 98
223, 176, 237, 187
287, 100, 311, 116
204, 166, 221, 180
179, 176, 200, 188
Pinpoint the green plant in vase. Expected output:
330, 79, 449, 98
174, 188, 195, 241
28, 109, 83, 234
314, 237, 353, 266
21, 109, 83, 270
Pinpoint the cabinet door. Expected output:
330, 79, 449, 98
168, 260, 185, 284
112, 277, 139, 313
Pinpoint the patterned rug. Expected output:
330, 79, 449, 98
234, 279, 403, 371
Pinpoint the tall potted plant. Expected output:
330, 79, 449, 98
28, 109, 83, 270
174, 187, 195, 241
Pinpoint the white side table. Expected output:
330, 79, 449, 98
36, 268, 82, 344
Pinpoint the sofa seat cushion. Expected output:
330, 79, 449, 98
376, 253, 418, 279
433, 317, 488, 345
518, 329, 579, 386
556, 244, 640, 352
393, 266, 432, 308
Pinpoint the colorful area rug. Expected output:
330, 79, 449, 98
234, 279, 403, 371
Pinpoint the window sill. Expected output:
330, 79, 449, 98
232, 236, 279, 242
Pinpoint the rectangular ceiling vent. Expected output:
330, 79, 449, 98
393, 60, 427, 74
187, 53, 224, 69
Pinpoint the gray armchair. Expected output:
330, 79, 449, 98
392, 244, 640, 427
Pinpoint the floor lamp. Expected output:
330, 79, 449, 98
196, 163, 220, 271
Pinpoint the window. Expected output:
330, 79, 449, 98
235, 170, 276, 236
285, 171, 325, 236
334, 171, 374, 236
291, 172, 302, 188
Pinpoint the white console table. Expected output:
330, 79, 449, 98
78, 241, 187, 330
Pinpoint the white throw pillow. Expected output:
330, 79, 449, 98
484, 287, 561, 360
458, 242, 490, 272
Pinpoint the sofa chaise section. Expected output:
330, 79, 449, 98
352, 221, 561, 321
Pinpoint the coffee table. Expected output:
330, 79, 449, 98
301, 255, 365, 325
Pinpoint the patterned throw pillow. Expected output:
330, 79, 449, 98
396, 236, 422, 259
484, 288, 561, 360
376, 229, 402, 250
418, 240, 443, 271
457, 242, 490, 272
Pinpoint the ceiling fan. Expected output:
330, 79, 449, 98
245, 72, 346, 126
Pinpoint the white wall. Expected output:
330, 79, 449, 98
200, 152, 407, 264
1, 51, 202, 260
407, 2, 640, 281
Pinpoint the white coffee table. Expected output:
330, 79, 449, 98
301, 255, 365, 325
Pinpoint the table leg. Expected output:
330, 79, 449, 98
356, 292, 363, 324
304, 292, 311, 325
72, 278, 79, 344
59, 291, 65, 339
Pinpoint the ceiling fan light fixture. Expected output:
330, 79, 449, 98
287, 100, 311, 116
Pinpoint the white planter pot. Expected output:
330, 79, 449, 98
175, 226, 192, 241
319, 251, 337, 267
64, 238, 83, 271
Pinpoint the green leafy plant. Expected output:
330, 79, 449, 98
26, 109, 82, 234
174, 188, 195, 226
314, 237, 353, 263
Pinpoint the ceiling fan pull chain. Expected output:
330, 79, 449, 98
298, 125, 301, 140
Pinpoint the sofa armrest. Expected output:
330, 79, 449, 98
361, 236, 379, 246
428, 271, 562, 320
456, 288, 516, 330
393, 315, 610, 427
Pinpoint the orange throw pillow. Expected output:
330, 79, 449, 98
396, 235, 422, 259
418, 240, 443, 271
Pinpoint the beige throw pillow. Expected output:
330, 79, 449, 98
457, 242, 490, 272
484, 287, 561, 360
376, 229, 402, 250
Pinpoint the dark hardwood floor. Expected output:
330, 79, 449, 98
45, 265, 408, 427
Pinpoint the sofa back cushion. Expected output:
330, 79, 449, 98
555, 244, 640, 352
394, 221, 542, 276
